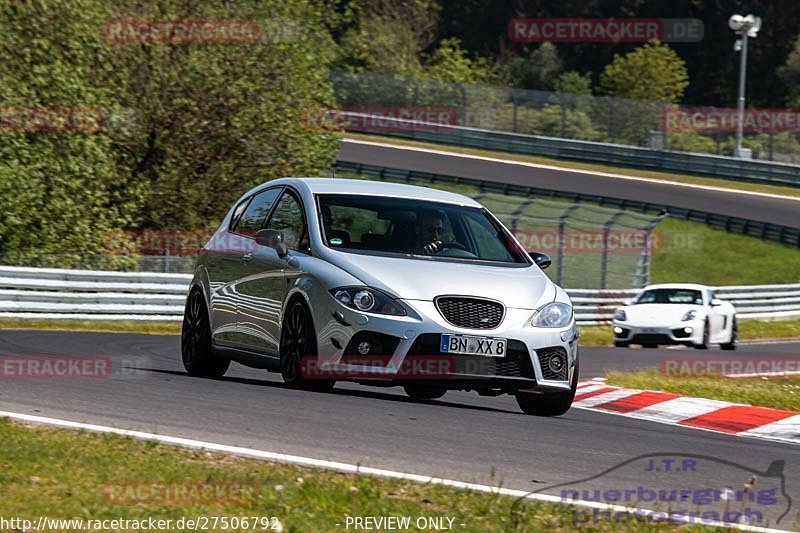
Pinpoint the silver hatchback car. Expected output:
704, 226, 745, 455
182, 178, 579, 415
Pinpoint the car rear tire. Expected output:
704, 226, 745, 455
280, 299, 335, 391
694, 320, 710, 350
516, 358, 578, 416
613, 341, 629, 348
403, 384, 447, 400
181, 289, 230, 377
721, 319, 738, 351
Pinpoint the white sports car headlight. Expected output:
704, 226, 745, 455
532, 302, 573, 328
614, 309, 627, 321
682, 310, 697, 321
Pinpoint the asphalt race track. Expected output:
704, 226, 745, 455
338, 139, 800, 229
2, 329, 799, 527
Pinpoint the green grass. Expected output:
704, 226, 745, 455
650, 218, 800, 285
605, 371, 800, 412
0, 318, 181, 335
2, 318, 797, 346
344, 132, 800, 200
0, 417, 726, 532
578, 326, 614, 346
740, 317, 800, 339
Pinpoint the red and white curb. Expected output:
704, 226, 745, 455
574, 378, 800, 445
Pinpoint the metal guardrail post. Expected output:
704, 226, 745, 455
600, 210, 625, 289
509, 199, 536, 232
634, 211, 669, 287
512, 91, 519, 133
556, 204, 581, 286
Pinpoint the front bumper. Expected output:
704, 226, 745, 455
313, 298, 578, 392
612, 320, 702, 345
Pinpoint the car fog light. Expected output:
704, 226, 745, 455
684, 327, 693, 334
357, 341, 372, 355
613, 326, 623, 335
548, 354, 565, 373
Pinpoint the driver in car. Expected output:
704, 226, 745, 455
416, 210, 446, 254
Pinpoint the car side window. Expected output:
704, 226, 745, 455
234, 188, 282, 236
265, 191, 308, 252
229, 197, 251, 230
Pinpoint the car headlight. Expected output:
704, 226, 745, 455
614, 309, 627, 321
682, 310, 697, 321
532, 302, 573, 328
330, 287, 406, 316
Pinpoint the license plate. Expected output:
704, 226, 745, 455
440, 334, 507, 357
641, 327, 658, 333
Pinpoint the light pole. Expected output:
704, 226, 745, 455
728, 14, 761, 159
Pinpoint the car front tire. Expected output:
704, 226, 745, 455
181, 288, 230, 377
516, 358, 578, 416
280, 298, 335, 391
694, 320, 710, 350
721, 318, 738, 351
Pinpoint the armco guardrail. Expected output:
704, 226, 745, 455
0, 267, 798, 325
336, 111, 800, 188
0, 266, 190, 321
333, 160, 800, 249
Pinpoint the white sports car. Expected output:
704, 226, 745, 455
611, 283, 737, 350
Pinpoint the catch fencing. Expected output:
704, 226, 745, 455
329, 72, 800, 185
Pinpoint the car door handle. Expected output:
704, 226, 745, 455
242, 252, 253, 263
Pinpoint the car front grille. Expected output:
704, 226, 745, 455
404, 334, 534, 379
632, 333, 673, 344
536, 346, 569, 381
435, 297, 504, 329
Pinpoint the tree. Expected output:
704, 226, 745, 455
0, 0, 341, 267
599, 42, 688, 104
778, 35, 800, 107
554, 71, 592, 95
334, 15, 424, 77
507, 42, 562, 91
425, 38, 496, 84
0, 1, 141, 268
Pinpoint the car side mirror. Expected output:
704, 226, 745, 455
711, 298, 723, 307
256, 229, 289, 258
530, 252, 551, 270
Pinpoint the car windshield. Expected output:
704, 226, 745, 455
317, 194, 528, 264
636, 288, 703, 305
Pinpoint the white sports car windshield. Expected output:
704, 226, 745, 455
636, 288, 703, 305
317, 194, 528, 264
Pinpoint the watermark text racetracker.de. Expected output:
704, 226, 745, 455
104, 19, 259, 44
0, 355, 150, 379
0, 516, 282, 531
0, 107, 103, 133
509, 18, 703, 43
104, 481, 257, 505
663, 107, 800, 133
511, 228, 702, 255
303, 108, 459, 133
661, 355, 800, 377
